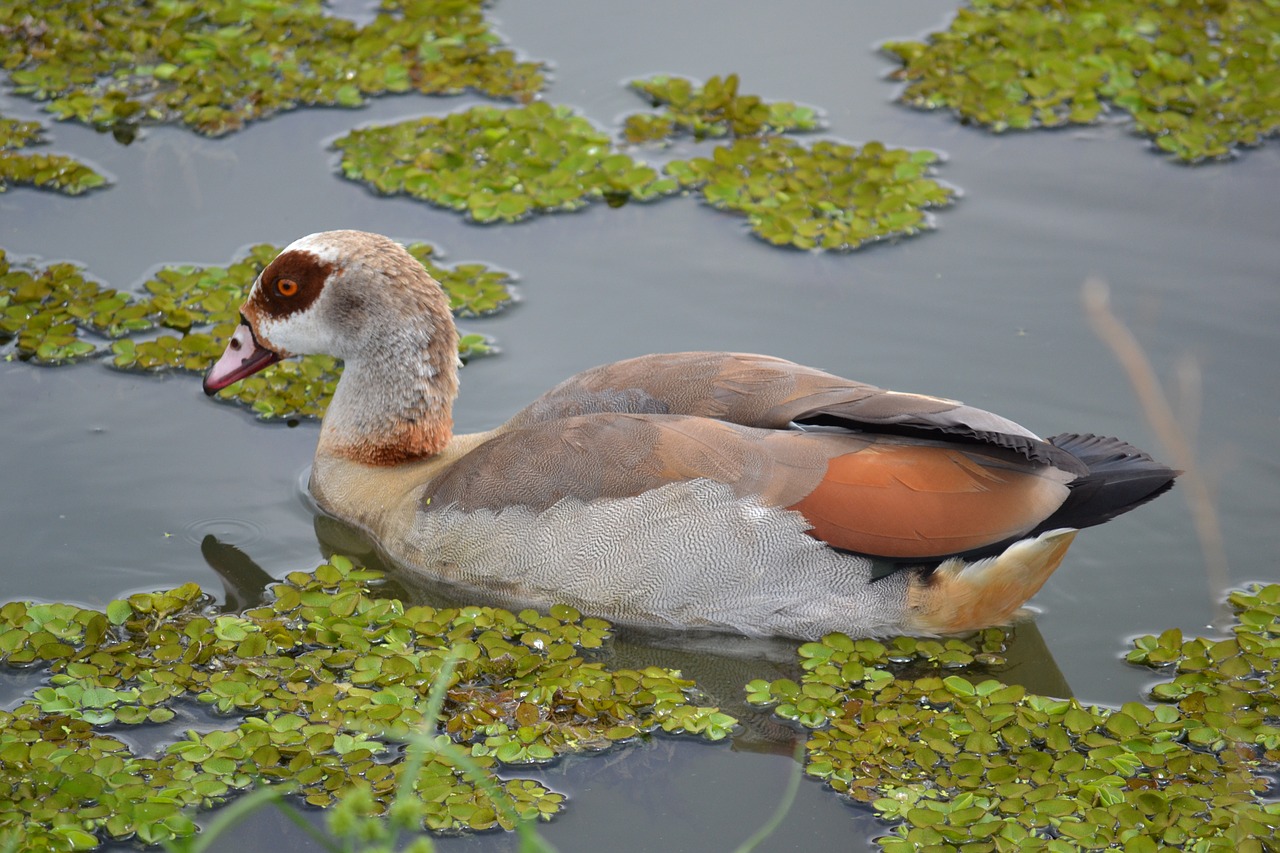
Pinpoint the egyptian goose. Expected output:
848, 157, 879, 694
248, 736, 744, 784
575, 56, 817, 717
204, 230, 1177, 640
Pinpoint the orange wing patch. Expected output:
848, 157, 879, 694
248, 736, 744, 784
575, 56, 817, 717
788, 444, 1070, 558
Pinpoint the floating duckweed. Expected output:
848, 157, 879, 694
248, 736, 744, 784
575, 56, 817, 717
0, 114, 107, 195
332, 77, 952, 252
0, 249, 146, 364
0, 556, 736, 850
334, 102, 680, 222
1, 241, 505, 417
747, 586, 1280, 850
665, 137, 953, 251
1, 1, 543, 138
621, 73, 822, 144
882, 0, 1280, 162
134, 243, 282, 332
1128, 584, 1280, 754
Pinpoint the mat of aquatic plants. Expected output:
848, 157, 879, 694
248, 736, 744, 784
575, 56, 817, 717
621, 73, 823, 143
4, 0, 962, 256
0, 556, 735, 850
335, 75, 954, 251
0, 114, 106, 195
3, 570, 1277, 850
335, 102, 679, 223
0, 243, 506, 420
883, 0, 1280, 162
0, 0, 544, 138
746, 583, 1280, 851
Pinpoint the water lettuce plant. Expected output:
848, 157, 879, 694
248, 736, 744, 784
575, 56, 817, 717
0, 242, 506, 418
0, 0, 544, 138
0, 556, 737, 851
746, 584, 1280, 851
621, 73, 822, 144
0, 115, 107, 195
5, 566, 1275, 851
335, 102, 679, 222
336, 77, 952, 252
882, 0, 1280, 162
0, 249, 147, 363
666, 138, 953, 251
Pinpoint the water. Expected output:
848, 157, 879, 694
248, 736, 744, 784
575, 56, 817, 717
2, 1, 1278, 849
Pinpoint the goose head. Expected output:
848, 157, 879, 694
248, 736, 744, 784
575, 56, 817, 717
204, 230, 460, 465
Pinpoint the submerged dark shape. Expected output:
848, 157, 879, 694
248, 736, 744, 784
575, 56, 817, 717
204, 230, 1177, 640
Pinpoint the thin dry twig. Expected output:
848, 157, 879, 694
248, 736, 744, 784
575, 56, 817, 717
1082, 278, 1229, 618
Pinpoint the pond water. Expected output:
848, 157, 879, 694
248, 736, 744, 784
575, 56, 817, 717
2, 0, 1278, 850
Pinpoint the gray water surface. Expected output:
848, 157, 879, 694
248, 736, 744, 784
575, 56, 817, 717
2, 1, 1278, 849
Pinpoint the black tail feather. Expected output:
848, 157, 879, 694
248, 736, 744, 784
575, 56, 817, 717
1030, 433, 1179, 536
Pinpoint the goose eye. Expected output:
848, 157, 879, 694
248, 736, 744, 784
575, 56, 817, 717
276, 278, 299, 297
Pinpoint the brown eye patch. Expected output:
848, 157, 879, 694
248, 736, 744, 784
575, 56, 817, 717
249, 249, 333, 320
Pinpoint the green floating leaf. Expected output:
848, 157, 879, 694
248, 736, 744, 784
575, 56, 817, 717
0, 114, 108, 195
748, 583, 1280, 851
882, 0, 1280, 162
0, 555, 736, 849
667, 137, 953, 251
0, 250, 139, 364
335, 102, 679, 222
1, 0, 545, 138
621, 73, 823, 144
